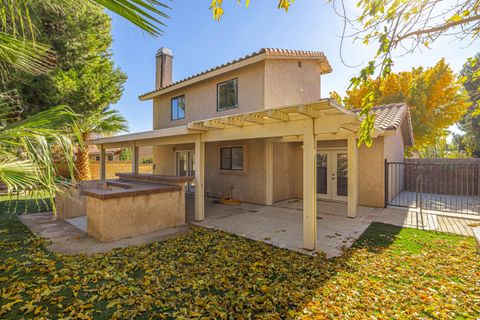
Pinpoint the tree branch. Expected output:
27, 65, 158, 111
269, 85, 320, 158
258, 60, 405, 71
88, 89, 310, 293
394, 14, 480, 43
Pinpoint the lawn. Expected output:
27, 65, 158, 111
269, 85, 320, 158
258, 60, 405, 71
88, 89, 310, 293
0, 197, 479, 319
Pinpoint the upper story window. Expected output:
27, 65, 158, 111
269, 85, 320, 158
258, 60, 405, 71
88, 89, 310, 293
217, 78, 238, 111
171, 95, 185, 120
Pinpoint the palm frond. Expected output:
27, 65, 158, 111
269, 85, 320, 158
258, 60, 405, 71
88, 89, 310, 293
5, 105, 77, 130
0, 31, 55, 77
92, 0, 170, 36
0, 160, 38, 193
0, 104, 77, 210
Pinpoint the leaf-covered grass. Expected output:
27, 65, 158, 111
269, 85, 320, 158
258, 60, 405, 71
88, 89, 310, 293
0, 198, 479, 319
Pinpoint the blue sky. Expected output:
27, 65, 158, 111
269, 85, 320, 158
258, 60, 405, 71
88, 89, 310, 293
108, 0, 478, 133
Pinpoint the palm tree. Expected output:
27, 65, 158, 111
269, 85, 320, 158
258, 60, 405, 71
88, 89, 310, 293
73, 108, 128, 180
0, 0, 167, 201
0, 95, 77, 201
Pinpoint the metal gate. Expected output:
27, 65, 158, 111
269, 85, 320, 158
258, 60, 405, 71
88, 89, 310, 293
385, 159, 480, 215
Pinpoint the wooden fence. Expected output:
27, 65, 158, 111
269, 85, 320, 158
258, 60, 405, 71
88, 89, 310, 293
404, 159, 480, 196
90, 161, 153, 180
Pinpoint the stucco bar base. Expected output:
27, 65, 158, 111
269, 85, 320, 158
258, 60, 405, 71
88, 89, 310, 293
87, 191, 185, 242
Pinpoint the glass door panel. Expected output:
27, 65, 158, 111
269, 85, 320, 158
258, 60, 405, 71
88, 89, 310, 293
177, 152, 188, 176
334, 152, 348, 199
188, 151, 195, 193
176, 151, 195, 193
316, 152, 330, 199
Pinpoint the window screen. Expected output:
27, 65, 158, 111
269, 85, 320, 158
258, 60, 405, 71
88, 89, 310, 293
217, 79, 238, 111
220, 147, 243, 170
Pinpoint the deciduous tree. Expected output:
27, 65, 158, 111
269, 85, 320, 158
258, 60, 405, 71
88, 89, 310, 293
333, 59, 470, 154
457, 53, 480, 157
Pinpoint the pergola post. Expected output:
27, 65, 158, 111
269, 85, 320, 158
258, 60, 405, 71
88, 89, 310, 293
347, 133, 358, 218
194, 134, 205, 221
303, 119, 317, 250
99, 145, 106, 180
265, 140, 274, 205
132, 145, 139, 174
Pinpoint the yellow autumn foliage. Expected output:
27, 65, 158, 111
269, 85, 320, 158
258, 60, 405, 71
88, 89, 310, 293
342, 59, 470, 151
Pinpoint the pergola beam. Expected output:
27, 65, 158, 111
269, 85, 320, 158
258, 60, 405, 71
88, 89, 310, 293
221, 117, 244, 127
203, 120, 225, 129
266, 109, 289, 122
242, 114, 265, 125
187, 123, 208, 131
297, 105, 319, 118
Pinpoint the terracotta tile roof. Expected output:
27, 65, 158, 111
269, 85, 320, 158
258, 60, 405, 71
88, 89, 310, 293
353, 103, 414, 145
139, 48, 331, 99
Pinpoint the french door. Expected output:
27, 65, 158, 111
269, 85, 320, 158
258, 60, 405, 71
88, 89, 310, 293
176, 151, 195, 193
316, 150, 348, 201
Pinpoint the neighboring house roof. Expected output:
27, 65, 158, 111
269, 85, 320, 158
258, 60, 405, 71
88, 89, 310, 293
88, 147, 121, 155
139, 48, 332, 100
353, 103, 414, 146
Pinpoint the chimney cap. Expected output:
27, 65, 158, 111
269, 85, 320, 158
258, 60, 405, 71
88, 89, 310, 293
156, 47, 173, 57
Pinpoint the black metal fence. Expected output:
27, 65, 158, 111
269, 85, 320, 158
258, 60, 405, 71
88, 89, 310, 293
385, 159, 480, 215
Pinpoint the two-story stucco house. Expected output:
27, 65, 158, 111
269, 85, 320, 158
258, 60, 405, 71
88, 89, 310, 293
89, 48, 413, 250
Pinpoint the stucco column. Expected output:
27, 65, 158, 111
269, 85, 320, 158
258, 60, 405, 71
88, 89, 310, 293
99, 145, 106, 180
347, 133, 358, 218
132, 146, 139, 174
265, 140, 274, 205
194, 134, 205, 221
303, 119, 317, 250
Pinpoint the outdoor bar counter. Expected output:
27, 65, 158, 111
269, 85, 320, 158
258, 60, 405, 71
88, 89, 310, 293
57, 173, 193, 242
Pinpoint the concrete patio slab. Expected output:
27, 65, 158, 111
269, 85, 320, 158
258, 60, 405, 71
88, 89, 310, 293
391, 191, 480, 215
188, 198, 477, 258
66, 216, 87, 232
190, 200, 380, 258
19, 212, 190, 255
375, 207, 476, 236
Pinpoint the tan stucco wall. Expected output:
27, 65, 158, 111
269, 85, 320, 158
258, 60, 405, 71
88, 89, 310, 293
152, 140, 268, 204
152, 59, 324, 130
87, 190, 185, 242
384, 131, 405, 162
358, 137, 385, 207
205, 139, 267, 204
55, 187, 86, 219
264, 59, 322, 108
153, 145, 175, 175
384, 131, 405, 202
272, 142, 303, 202
153, 61, 266, 130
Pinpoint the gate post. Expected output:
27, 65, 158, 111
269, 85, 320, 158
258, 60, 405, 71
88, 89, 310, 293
384, 159, 388, 208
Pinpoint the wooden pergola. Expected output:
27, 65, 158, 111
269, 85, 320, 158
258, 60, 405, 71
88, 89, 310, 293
88, 98, 390, 250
